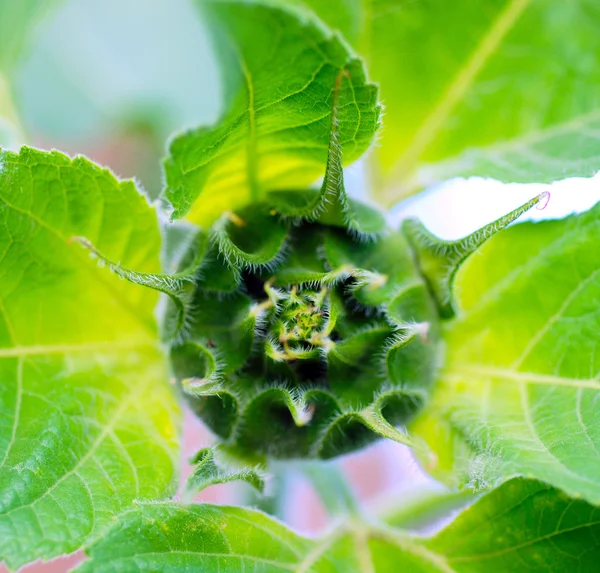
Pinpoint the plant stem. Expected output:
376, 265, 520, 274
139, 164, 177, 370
301, 461, 361, 518
377, 488, 476, 532
0, 70, 26, 148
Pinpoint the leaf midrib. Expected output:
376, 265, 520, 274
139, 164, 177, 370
385, 0, 532, 192
444, 365, 600, 390
0, 340, 155, 358
179, 72, 332, 177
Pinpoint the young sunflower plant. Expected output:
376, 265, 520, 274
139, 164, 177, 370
3, 0, 600, 571
79, 3, 543, 467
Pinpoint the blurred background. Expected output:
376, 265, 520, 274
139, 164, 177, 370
2, 0, 220, 198
2, 0, 600, 570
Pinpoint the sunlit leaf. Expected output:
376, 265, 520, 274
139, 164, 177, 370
163, 0, 380, 225
298, 0, 600, 203
78, 478, 600, 572
413, 202, 600, 503
0, 147, 179, 570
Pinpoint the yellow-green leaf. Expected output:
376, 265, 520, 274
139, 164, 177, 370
414, 202, 600, 503
163, 0, 380, 225
298, 0, 600, 203
0, 147, 179, 570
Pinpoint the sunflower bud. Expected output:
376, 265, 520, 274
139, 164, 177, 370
166, 177, 441, 460
78, 177, 544, 461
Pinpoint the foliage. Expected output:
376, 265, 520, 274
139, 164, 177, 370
297, 0, 600, 203
412, 202, 600, 503
0, 147, 179, 570
163, 0, 380, 225
77, 478, 600, 572
1, 0, 600, 571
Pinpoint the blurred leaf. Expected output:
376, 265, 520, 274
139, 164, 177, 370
382, 489, 475, 532
78, 478, 600, 572
13, 0, 221, 187
297, 0, 600, 203
300, 460, 360, 517
0, 0, 62, 71
0, 86, 22, 149
0, 147, 179, 570
413, 202, 600, 503
0, 0, 62, 147
164, 0, 380, 225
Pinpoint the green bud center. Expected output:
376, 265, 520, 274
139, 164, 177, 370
262, 283, 333, 362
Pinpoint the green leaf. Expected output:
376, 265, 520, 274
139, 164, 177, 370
77, 478, 600, 572
421, 479, 600, 572
297, 0, 600, 203
382, 489, 475, 532
268, 63, 386, 236
0, 147, 179, 570
185, 446, 265, 496
78, 503, 320, 573
163, 0, 380, 225
413, 202, 600, 503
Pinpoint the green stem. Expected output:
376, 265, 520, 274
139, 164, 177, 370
242, 463, 290, 521
378, 488, 476, 531
301, 461, 361, 518
0, 70, 26, 148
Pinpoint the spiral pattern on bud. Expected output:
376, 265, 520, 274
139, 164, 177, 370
165, 193, 440, 460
